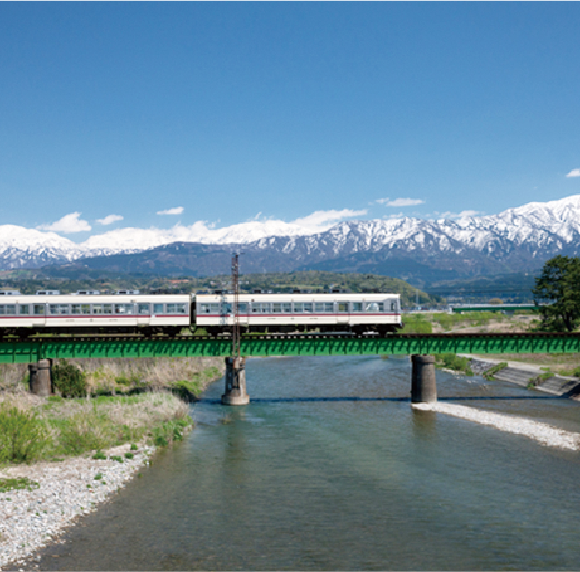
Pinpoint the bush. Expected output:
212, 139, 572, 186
0, 403, 49, 464
52, 360, 87, 398
483, 362, 508, 381
434, 353, 474, 376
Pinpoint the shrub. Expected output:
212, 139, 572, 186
0, 403, 49, 464
52, 360, 87, 398
434, 353, 474, 376
483, 362, 508, 381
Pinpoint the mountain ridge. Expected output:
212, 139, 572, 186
4, 195, 580, 282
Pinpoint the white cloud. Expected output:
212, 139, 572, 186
428, 210, 483, 220
382, 212, 404, 220
567, 169, 580, 178
97, 214, 124, 226
36, 212, 91, 233
377, 197, 425, 207
80, 208, 368, 252
157, 206, 184, 215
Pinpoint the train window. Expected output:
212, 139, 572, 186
92, 304, 113, 315
272, 303, 282, 313
237, 303, 248, 314
167, 303, 187, 314
352, 302, 363, 312
260, 303, 271, 313
293, 303, 304, 313
282, 303, 292, 313
138, 303, 150, 315
391, 301, 397, 312
19, 305, 30, 315
153, 303, 164, 314
0, 305, 16, 315
366, 302, 379, 312
114, 304, 134, 314
303, 303, 312, 313
50, 304, 69, 315
34, 305, 45, 315
338, 303, 349, 313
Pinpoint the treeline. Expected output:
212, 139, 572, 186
0, 269, 439, 308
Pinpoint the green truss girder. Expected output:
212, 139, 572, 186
1, 334, 580, 363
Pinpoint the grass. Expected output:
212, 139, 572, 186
0, 392, 192, 466
434, 353, 474, 376
471, 353, 580, 376
0, 477, 40, 493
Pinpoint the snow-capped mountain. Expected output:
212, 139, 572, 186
3, 195, 580, 274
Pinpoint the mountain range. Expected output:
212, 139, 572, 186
4, 194, 580, 284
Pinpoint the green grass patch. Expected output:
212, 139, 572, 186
483, 362, 508, 381
434, 353, 474, 376
0, 477, 40, 493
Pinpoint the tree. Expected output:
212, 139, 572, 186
532, 255, 580, 332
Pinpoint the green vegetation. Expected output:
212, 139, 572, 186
532, 255, 580, 332
0, 270, 438, 308
400, 314, 433, 333
434, 353, 474, 376
0, 392, 192, 466
483, 362, 508, 381
0, 403, 49, 464
52, 359, 87, 398
170, 367, 220, 399
0, 477, 40, 493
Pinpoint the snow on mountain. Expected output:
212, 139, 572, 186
2, 195, 580, 270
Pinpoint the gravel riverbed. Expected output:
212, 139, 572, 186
0, 443, 155, 570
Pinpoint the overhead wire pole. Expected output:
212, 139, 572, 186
232, 252, 241, 361
221, 252, 249, 405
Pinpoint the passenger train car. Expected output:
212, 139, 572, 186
196, 293, 402, 335
0, 292, 402, 336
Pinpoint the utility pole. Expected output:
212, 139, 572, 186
221, 252, 249, 405
231, 252, 241, 361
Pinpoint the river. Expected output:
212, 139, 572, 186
20, 355, 580, 570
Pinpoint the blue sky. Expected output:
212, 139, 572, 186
1, 2, 580, 241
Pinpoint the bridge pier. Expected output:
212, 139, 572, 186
222, 357, 250, 406
28, 358, 53, 397
411, 354, 437, 404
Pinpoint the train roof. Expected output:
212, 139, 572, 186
196, 292, 399, 302
0, 294, 191, 303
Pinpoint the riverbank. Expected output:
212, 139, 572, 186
0, 441, 156, 569
461, 354, 580, 398
0, 389, 204, 570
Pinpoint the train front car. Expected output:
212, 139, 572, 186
195, 293, 402, 336
0, 293, 191, 337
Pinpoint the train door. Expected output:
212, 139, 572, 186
336, 299, 350, 327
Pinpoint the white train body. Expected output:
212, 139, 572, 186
0, 292, 402, 335
196, 293, 402, 333
0, 294, 190, 331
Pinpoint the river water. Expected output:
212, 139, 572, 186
25, 356, 580, 570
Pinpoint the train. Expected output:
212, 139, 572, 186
0, 291, 402, 336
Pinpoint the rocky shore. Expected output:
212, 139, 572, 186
0, 442, 156, 570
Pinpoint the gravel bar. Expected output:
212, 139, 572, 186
0, 443, 155, 570
413, 402, 580, 451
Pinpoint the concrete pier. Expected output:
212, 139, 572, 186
28, 358, 52, 397
411, 354, 437, 403
222, 357, 250, 406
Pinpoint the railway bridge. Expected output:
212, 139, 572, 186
1, 332, 579, 405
